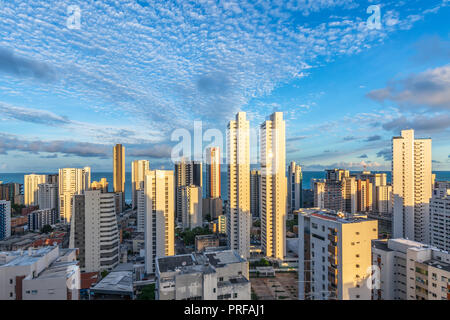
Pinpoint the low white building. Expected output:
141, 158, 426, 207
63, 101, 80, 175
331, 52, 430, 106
0, 246, 80, 300
372, 238, 450, 300
156, 250, 250, 300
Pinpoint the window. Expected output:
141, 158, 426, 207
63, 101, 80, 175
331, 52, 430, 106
233, 293, 238, 298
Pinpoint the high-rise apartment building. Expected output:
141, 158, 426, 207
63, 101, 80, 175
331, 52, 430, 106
113, 144, 125, 193
430, 182, 450, 252
227, 112, 251, 259
0, 200, 11, 241
180, 185, 202, 230
288, 162, 303, 214
351, 171, 391, 214
58, 167, 91, 224
356, 179, 373, 213
250, 170, 261, 218
372, 238, 450, 300
38, 183, 58, 211
312, 169, 356, 214
260, 112, 287, 260
297, 208, 378, 300
144, 170, 175, 274
0, 183, 21, 203
24, 174, 47, 206
206, 147, 221, 199
392, 129, 432, 243
175, 159, 202, 223
69, 189, 119, 272
132, 160, 150, 210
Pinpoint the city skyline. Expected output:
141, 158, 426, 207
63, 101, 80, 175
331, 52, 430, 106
0, 1, 449, 173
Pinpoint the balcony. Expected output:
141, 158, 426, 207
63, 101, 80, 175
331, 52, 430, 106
328, 255, 338, 266
328, 244, 337, 255
328, 266, 338, 276
328, 234, 338, 243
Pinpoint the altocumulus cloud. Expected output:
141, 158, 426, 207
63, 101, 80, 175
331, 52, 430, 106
367, 65, 450, 110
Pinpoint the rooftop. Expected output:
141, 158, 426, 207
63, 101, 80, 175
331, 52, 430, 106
424, 259, 450, 273
0, 246, 57, 267
33, 261, 78, 280
157, 250, 246, 275
296, 208, 372, 224
204, 250, 245, 268
91, 271, 133, 293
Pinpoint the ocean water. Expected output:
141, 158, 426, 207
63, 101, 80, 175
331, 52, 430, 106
2, 171, 450, 202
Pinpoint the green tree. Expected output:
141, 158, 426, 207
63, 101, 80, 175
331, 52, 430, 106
138, 284, 156, 300
41, 224, 53, 234
101, 270, 109, 278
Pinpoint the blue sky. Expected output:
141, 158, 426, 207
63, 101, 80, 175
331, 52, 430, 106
0, 0, 449, 173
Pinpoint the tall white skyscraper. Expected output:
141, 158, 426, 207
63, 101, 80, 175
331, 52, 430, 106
227, 112, 251, 259
132, 160, 150, 210
144, 170, 175, 274
180, 185, 202, 230
260, 112, 287, 260
24, 174, 47, 206
38, 183, 58, 211
58, 167, 91, 224
206, 147, 221, 199
392, 129, 432, 243
288, 161, 303, 214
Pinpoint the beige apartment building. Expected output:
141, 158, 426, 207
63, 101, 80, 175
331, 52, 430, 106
226, 112, 251, 259
131, 160, 150, 210
58, 167, 91, 224
113, 144, 125, 193
297, 208, 378, 300
260, 112, 287, 260
24, 174, 47, 206
144, 170, 175, 274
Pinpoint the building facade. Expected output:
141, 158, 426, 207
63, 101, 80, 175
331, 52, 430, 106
180, 185, 203, 230
156, 250, 250, 300
144, 170, 175, 274
260, 112, 287, 260
430, 182, 450, 252
206, 147, 221, 199
132, 160, 150, 210
227, 112, 251, 259
372, 238, 450, 300
297, 208, 378, 300
0, 201, 11, 241
113, 144, 125, 194
288, 161, 303, 214
69, 190, 119, 272
24, 174, 47, 206
392, 129, 432, 243
58, 167, 91, 224
0, 246, 79, 300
